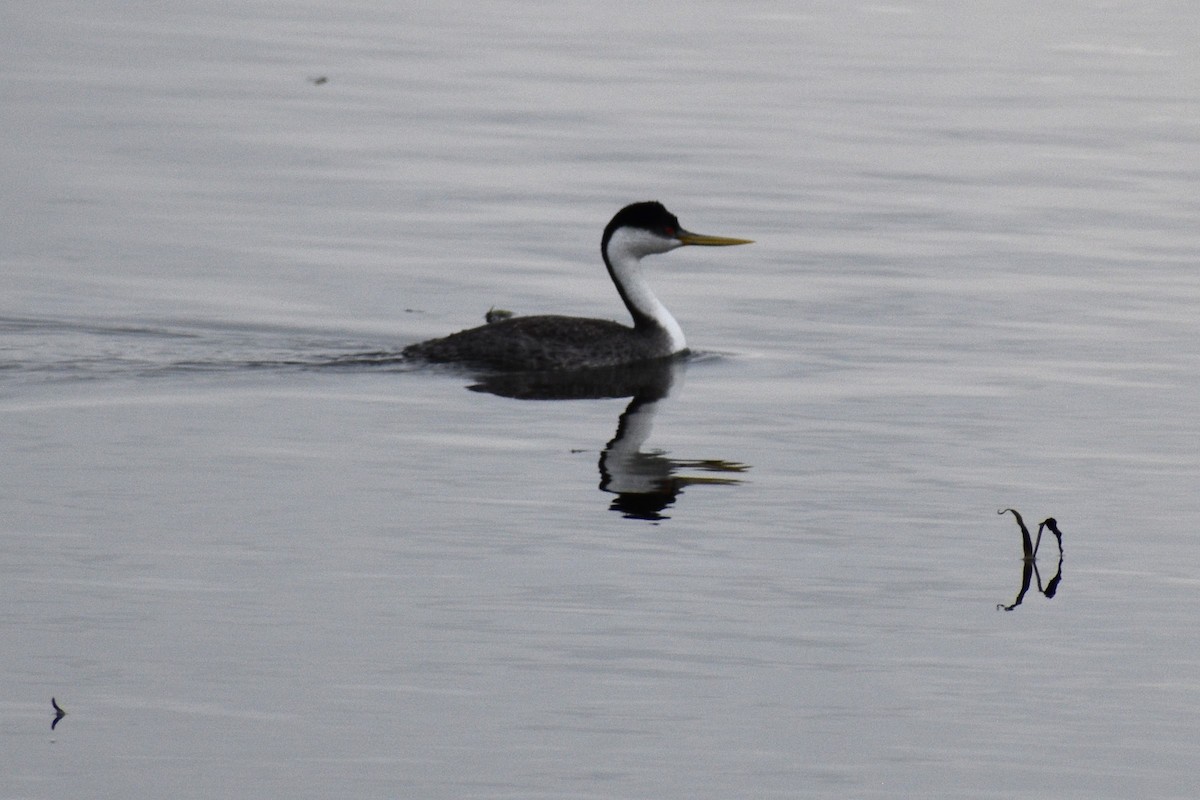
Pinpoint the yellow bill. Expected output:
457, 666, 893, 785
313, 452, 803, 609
676, 230, 754, 246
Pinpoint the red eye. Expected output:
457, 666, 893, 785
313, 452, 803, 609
663, 226, 676, 236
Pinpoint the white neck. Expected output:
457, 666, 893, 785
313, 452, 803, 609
604, 228, 687, 353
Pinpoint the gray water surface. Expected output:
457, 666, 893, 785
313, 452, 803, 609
4, 2, 1200, 798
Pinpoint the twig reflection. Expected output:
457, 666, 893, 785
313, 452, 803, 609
996, 509, 1065, 611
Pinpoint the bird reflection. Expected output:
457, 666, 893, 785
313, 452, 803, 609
599, 391, 748, 521
468, 358, 677, 401
996, 509, 1065, 611
468, 358, 748, 521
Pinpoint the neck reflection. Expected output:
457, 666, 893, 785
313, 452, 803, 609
469, 357, 749, 522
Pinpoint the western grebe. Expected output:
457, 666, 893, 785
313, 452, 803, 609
403, 201, 752, 371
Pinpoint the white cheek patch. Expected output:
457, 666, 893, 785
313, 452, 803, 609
606, 227, 681, 262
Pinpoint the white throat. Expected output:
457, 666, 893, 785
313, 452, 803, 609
604, 227, 687, 353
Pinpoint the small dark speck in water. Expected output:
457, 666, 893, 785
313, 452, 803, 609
51, 697, 66, 730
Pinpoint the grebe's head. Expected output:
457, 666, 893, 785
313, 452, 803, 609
601, 201, 753, 262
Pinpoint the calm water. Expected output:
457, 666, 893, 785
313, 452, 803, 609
4, 1, 1200, 797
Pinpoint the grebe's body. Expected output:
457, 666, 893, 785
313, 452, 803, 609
403, 202, 751, 371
